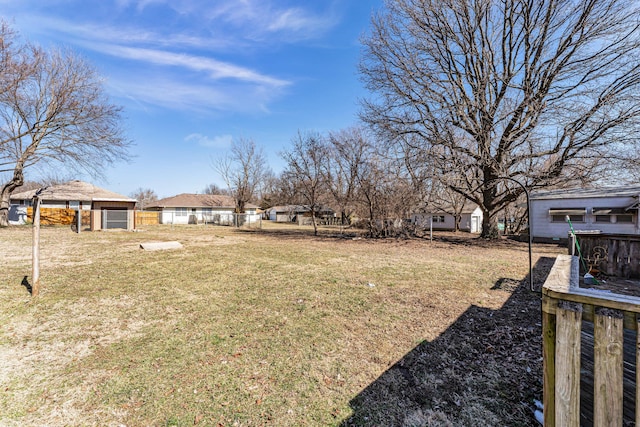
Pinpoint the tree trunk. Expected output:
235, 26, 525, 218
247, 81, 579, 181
481, 209, 500, 238
0, 167, 25, 227
311, 210, 318, 236
0, 188, 11, 228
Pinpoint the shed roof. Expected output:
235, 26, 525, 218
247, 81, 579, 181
147, 193, 258, 209
531, 186, 640, 200
10, 180, 135, 203
422, 202, 481, 215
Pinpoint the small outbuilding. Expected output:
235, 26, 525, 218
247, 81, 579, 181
9, 180, 136, 230
412, 203, 483, 233
266, 205, 335, 223
530, 186, 640, 241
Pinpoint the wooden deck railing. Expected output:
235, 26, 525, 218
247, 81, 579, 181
542, 254, 640, 426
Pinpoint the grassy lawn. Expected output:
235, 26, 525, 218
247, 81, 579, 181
0, 222, 563, 426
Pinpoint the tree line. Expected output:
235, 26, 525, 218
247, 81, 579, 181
210, 130, 505, 238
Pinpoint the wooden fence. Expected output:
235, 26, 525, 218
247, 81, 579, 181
135, 211, 160, 226
570, 233, 640, 278
543, 254, 640, 426
26, 207, 90, 226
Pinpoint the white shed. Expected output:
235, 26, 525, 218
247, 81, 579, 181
530, 186, 640, 240
412, 203, 483, 233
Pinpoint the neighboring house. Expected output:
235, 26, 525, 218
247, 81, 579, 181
146, 194, 259, 225
266, 205, 335, 223
530, 186, 640, 240
9, 180, 136, 230
412, 203, 483, 233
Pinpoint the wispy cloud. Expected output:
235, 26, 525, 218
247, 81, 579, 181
267, 7, 336, 35
199, 0, 340, 42
94, 43, 290, 87
19, 15, 238, 51
107, 75, 283, 114
185, 133, 232, 148
6, 0, 344, 114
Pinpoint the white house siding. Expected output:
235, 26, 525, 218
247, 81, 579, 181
158, 208, 258, 225
530, 192, 640, 240
412, 206, 483, 233
8, 205, 27, 225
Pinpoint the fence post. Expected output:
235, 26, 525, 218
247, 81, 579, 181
593, 308, 624, 426
569, 232, 576, 256
555, 301, 582, 427
32, 195, 41, 297
542, 302, 557, 427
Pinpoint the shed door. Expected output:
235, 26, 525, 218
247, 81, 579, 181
102, 209, 128, 229
471, 216, 481, 233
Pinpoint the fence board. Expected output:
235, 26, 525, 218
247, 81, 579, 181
135, 211, 159, 226
555, 303, 582, 427
27, 207, 90, 226
593, 309, 624, 426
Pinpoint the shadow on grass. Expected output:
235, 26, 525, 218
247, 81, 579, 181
21, 275, 32, 295
340, 256, 557, 427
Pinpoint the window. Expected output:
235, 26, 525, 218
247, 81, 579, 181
616, 214, 634, 223
595, 215, 611, 223
175, 207, 187, 217
551, 214, 585, 223
549, 208, 586, 223
432, 215, 445, 223
68, 200, 79, 209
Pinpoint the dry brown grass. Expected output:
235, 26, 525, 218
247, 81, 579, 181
0, 222, 564, 426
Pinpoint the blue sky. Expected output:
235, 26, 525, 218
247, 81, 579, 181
2, 0, 383, 198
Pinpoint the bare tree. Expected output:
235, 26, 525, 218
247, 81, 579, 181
202, 183, 228, 195
213, 138, 269, 213
355, 152, 416, 238
325, 127, 372, 226
254, 169, 280, 210
360, 0, 640, 238
130, 187, 158, 210
281, 131, 328, 236
0, 24, 129, 226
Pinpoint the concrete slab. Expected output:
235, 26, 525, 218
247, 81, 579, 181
139, 241, 183, 251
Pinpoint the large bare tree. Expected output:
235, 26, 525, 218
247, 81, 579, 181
213, 137, 269, 213
281, 132, 328, 236
360, 0, 640, 237
0, 23, 129, 226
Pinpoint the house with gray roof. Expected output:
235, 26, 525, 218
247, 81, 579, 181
9, 180, 136, 230
146, 193, 259, 225
530, 186, 640, 240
